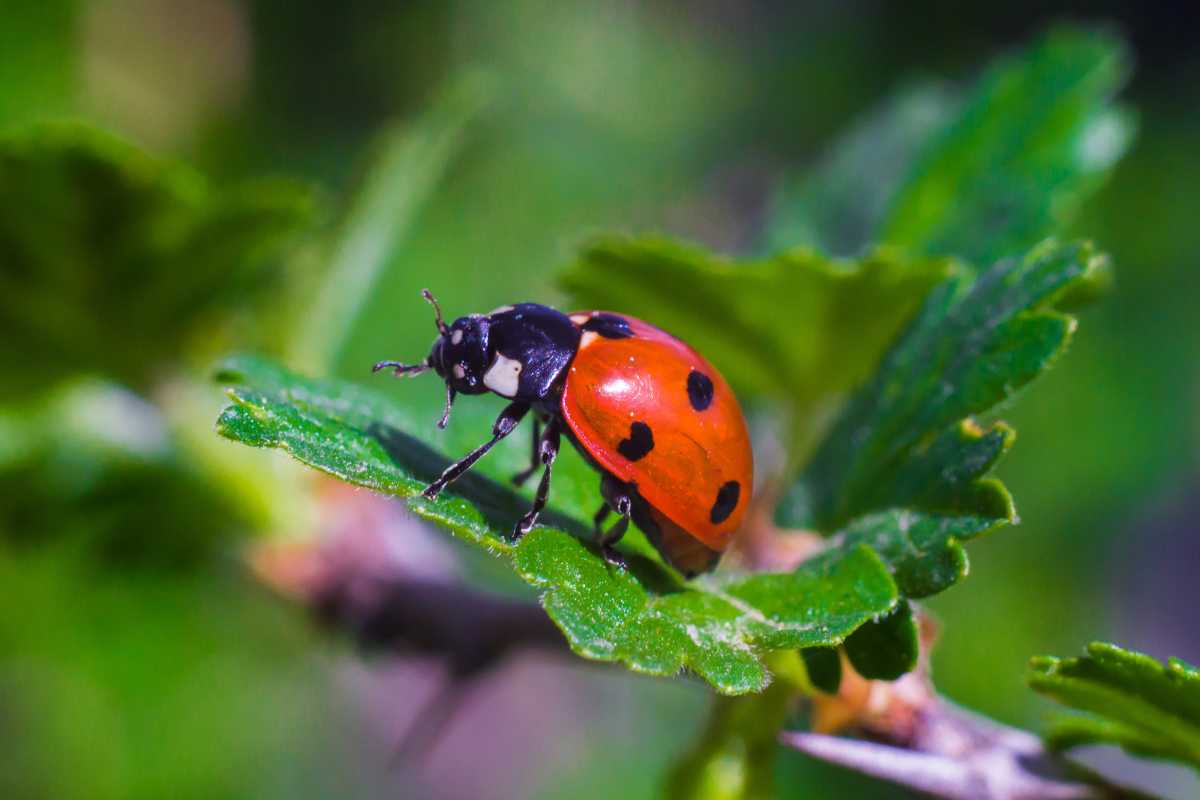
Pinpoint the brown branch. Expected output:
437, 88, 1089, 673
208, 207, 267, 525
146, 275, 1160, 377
778, 613, 1153, 800
310, 573, 566, 674
780, 701, 1153, 800
246, 483, 566, 676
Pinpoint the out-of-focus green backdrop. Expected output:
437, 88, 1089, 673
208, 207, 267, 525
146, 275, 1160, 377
2, 2, 1197, 798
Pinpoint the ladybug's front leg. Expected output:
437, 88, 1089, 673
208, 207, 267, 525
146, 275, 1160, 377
423, 401, 529, 499
512, 418, 561, 540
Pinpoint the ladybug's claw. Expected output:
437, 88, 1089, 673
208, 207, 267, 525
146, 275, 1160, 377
513, 509, 541, 539
601, 545, 627, 570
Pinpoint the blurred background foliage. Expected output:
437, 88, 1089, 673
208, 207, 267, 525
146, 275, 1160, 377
1, 1, 1198, 798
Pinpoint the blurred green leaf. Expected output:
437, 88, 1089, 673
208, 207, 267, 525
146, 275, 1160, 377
0, 381, 249, 566
881, 27, 1133, 265
666, 653, 806, 799
560, 236, 952, 417
0, 3, 76, 128
0, 544, 347, 800
765, 27, 1132, 270
800, 647, 842, 695
215, 355, 900, 694
1029, 642, 1200, 770
0, 123, 318, 397
764, 83, 959, 257
782, 238, 1105, 533
291, 75, 491, 373
842, 600, 918, 681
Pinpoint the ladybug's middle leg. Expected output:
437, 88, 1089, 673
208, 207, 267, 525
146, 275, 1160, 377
512, 418, 562, 539
423, 401, 529, 499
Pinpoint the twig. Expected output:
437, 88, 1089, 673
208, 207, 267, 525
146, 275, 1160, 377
781, 700, 1154, 800
247, 483, 566, 671
311, 573, 567, 671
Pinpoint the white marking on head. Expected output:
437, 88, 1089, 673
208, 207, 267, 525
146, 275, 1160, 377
452, 364, 466, 380
483, 353, 523, 397
450, 329, 463, 345
579, 331, 599, 349
570, 313, 589, 325
490, 305, 515, 315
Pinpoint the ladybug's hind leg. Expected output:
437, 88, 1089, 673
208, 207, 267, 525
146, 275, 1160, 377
591, 504, 611, 533
594, 475, 632, 568
512, 417, 561, 540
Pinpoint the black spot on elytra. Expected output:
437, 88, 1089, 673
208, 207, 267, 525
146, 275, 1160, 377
617, 421, 654, 461
687, 370, 714, 411
582, 313, 633, 339
710, 481, 740, 524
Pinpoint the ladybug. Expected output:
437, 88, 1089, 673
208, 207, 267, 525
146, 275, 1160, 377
374, 290, 753, 576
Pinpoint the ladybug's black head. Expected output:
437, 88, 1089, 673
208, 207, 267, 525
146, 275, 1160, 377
428, 313, 491, 395
372, 290, 491, 429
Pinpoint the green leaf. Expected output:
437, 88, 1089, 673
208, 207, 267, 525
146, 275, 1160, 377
1029, 642, 1200, 770
783, 238, 1105, 534
215, 355, 900, 694
881, 27, 1133, 265
831, 510, 998, 599
843, 600, 918, 681
774, 238, 1104, 675
517, 532, 896, 693
0, 123, 318, 397
764, 83, 959, 258
560, 236, 952, 417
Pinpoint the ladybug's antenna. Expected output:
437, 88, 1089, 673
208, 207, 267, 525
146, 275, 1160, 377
438, 385, 456, 429
422, 288, 448, 335
373, 359, 429, 377
371, 289, 447, 379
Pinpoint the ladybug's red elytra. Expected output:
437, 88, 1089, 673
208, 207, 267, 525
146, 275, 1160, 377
374, 291, 753, 576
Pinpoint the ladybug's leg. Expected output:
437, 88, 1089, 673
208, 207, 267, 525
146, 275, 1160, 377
591, 504, 610, 535
423, 401, 530, 499
511, 417, 542, 487
596, 475, 631, 568
599, 505, 630, 568
512, 418, 561, 539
